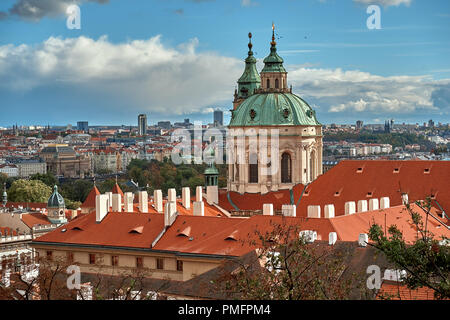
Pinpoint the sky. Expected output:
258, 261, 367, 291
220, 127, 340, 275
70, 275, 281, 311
0, 0, 449, 127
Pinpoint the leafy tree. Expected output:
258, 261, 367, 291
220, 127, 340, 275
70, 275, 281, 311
368, 197, 450, 299
215, 222, 367, 300
7, 179, 52, 203
30, 172, 57, 188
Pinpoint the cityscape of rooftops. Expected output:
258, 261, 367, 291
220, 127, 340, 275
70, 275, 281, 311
0, 0, 449, 306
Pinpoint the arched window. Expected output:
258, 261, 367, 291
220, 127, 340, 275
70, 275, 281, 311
249, 153, 258, 183
310, 150, 315, 182
281, 152, 291, 183
266, 78, 270, 89
275, 78, 279, 89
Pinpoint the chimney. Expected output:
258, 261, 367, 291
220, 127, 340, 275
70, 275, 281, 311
168, 188, 176, 202
282, 204, 296, 217
206, 185, 218, 205
112, 194, 122, 212
153, 189, 163, 213
138, 191, 148, 213
357, 200, 368, 213
263, 203, 273, 216
307, 205, 321, 218
369, 198, 379, 211
123, 192, 133, 212
401, 193, 409, 205
324, 204, 335, 218
196, 186, 202, 202
193, 201, 204, 216
164, 201, 177, 226
380, 197, 390, 209
95, 194, 109, 223
358, 233, 368, 247
344, 201, 356, 215
182, 187, 190, 209
105, 192, 113, 208
328, 232, 337, 245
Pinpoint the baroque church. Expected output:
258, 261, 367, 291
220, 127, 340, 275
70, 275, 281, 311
227, 26, 323, 194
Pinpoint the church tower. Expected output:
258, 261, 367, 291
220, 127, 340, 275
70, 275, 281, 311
233, 32, 261, 110
47, 185, 68, 224
228, 25, 323, 194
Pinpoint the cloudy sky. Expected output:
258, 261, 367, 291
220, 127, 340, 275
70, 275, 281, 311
0, 0, 449, 126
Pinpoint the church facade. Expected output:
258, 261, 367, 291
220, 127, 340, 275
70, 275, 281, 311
227, 27, 323, 194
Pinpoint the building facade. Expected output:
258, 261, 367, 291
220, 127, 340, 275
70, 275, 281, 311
138, 114, 147, 136
227, 28, 323, 194
40, 145, 91, 178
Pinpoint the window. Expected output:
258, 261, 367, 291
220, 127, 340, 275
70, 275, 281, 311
67, 252, 74, 263
136, 257, 143, 269
266, 78, 270, 88
281, 152, 292, 183
249, 153, 258, 183
89, 254, 96, 265
46, 251, 53, 261
156, 258, 164, 270
111, 255, 119, 267
177, 260, 183, 272
275, 78, 279, 89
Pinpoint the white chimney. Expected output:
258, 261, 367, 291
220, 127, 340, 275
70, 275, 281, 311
263, 203, 273, 216
168, 188, 176, 202
196, 186, 203, 202
358, 233, 368, 247
282, 204, 296, 217
369, 198, 379, 211
106, 192, 113, 208
193, 201, 204, 216
153, 189, 163, 213
112, 194, 122, 212
328, 232, 337, 245
324, 204, 335, 218
182, 187, 190, 209
138, 191, 148, 213
206, 185, 218, 205
344, 201, 356, 215
401, 193, 409, 205
299, 230, 317, 243
380, 197, 390, 209
357, 200, 368, 213
307, 205, 321, 218
124, 192, 133, 212
95, 194, 109, 223
164, 201, 177, 227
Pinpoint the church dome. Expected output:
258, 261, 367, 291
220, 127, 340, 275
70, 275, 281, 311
229, 92, 321, 127
47, 185, 65, 208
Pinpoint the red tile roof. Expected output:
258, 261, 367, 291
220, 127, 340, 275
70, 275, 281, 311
0, 226, 18, 236
21, 213, 51, 228
219, 160, 450, 217
377, 281, 442, 300
81, 186, 100, 208
111, 183, 123, 197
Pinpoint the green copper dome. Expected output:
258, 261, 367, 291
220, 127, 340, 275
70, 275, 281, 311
236, 33, 261, 99
47, 185, 65, 208
229, 92, 321, 127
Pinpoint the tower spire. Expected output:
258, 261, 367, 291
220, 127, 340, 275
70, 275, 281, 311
271, 22, 276, 46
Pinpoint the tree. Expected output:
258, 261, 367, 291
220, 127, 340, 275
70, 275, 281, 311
7, 179, 52, 203
30, 172, 57, 188
214, 221, 367, 300
368, 196, 450, 299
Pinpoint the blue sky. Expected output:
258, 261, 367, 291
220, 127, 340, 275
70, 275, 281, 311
0, 0, 449, 127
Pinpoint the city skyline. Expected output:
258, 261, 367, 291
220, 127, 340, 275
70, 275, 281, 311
1, 0, 449, 126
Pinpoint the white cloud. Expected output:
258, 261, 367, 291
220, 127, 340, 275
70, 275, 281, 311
288, 67, 450, 116
0, 35, 242, 115
353, 0, 411, 7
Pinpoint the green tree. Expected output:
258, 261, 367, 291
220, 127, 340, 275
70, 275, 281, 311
7, 179, 52, 203
368, 197, 450, 299
30, 172, 57, 187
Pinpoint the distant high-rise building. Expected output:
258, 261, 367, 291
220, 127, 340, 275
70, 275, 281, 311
213, 109, 223, 126
428, 119, 435, 128
77, 121, 89, 133
356, 120, 363, 130
157, 121, 171, 130
138, 114, 147, 136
